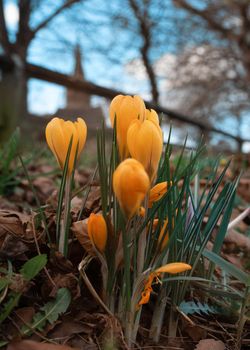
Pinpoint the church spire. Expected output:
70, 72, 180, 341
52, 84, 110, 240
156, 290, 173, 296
73, 44, 84, 80
66, 44, 90, 109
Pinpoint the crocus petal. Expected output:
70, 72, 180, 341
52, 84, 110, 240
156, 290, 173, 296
138, 290, 151, 306
155, 263, 192, 274
109, 95, 146, 159
145, 109, 159, 126
127, 119, 163, 182
87, 213, 107, 253
113, 158, 150, 219
75, 117, 87, 156
148, 181, 170, 208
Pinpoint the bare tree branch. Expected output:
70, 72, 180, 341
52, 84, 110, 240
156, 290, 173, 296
174, 0, 238, 41
31, 0, 81, 36
128, 0, 159, 103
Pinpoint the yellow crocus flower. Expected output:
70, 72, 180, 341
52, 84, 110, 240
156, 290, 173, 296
113, 158, 150, 219
87, 213, 107, 253
109, 95, 145, 160
127, 114, 163, 182
45, 117, 87, 174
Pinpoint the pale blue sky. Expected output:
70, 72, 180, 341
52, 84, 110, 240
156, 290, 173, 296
3, 0, 250, 150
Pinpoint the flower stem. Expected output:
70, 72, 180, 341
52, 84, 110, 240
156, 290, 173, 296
59, 175, 71, 256
236, 286, 249, 349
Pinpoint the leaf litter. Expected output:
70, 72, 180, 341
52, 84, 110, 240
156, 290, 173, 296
0, 155, 249, 350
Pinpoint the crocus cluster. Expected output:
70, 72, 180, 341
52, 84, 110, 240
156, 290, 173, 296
44, 96, 192, 336
110, 95, 166, 221
110, 95, 163, 183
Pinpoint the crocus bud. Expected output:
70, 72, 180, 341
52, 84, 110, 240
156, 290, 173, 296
87, 213, 107, 253
148, 181, 171, 208
127, 115, 163, 182
113, 159, 150, 219
109, 95, 145, 160
46, 117, 87, 174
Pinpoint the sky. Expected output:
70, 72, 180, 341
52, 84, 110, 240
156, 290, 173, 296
4, 0, 156, 116
3, 0, 250, 151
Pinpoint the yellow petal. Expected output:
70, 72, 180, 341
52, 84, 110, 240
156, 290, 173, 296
113, 158, 150, 219
109, 95, 146, 159
87, 213, 107, 253
148, 181, 170, 208
155, 263, 192, 274
145, 109, 159, 126
75, 117, 87, 156
138, 289, 151, 306
127, 119, 163, 182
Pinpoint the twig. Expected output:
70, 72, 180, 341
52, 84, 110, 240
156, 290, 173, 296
227, 207, 250, 232
78, 261, 113, 317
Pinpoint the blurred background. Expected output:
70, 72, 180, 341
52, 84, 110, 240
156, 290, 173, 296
0, 0, 250, 152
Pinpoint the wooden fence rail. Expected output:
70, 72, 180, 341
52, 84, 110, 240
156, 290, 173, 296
1, 54, 249, 150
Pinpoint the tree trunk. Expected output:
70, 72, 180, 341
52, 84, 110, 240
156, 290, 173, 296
0, 58, 27, 142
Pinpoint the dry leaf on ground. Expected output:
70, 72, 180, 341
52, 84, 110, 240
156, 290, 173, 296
71, 219, 94, 255
195, 339, 225, 350
224, 229, 250, 253
7, 340, 79, 350
0, 210, 30, 238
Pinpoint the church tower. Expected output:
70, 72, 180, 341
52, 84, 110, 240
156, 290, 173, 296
54, 44, 104, 129
66, 45, 90, 109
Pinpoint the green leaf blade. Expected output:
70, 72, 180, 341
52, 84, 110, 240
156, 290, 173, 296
20, 254, 47, 281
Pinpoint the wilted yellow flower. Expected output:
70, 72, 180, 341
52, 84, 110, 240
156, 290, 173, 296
109, 95, 145, 159
127, 116, 163, 182
87, 213, 107, 253
138, 262, 191, 307
148, 181, 171, 208
113, 159, 150, 219
46, 117, 87, 174
155, 262, 191, 274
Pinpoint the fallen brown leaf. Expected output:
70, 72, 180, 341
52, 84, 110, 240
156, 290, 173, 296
7, 340, 79, 350
0, 234, 29, 259
33, 177, 55, 198
49, 273, 80, 299
14, 307, 35, 327
48, 320, 92, 338
71, 219, 94, 255
195, 339, 225, 350
50, 251, 74, 273
184, 324, 207, 341
224, 229, 250, 253
0, 210, 30, 238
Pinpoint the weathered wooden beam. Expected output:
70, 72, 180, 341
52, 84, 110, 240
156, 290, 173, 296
0, 54, 248, 144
